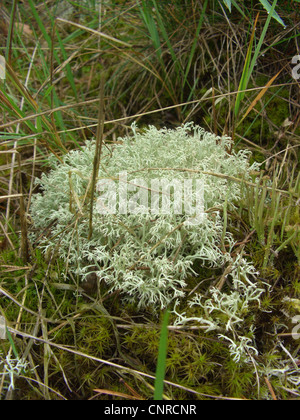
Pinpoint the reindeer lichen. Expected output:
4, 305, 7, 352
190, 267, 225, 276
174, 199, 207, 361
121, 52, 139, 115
30, 123, 260, 313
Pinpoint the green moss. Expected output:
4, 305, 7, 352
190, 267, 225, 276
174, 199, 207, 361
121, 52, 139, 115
0, 230, 299, 400
76, 315, 114, 357
223, 361, 256, 397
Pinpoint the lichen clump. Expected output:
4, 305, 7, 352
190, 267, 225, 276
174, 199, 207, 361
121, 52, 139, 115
30, 123, 260, 311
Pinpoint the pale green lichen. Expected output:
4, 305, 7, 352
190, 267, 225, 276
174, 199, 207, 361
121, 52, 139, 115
173, 255, 266, 363
0, 352, 29, 392
30, 123, 260, 312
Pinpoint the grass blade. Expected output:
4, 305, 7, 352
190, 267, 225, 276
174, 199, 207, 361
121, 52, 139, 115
139, 0, 162, 59
247, 0, 279, 83
235, 0, 278, 121
154, 309, 170, 401
88, 74, 105, 240
234, 13, 259, 118
259, 0, 286, 27
182, 0, 208, 92
6, 328, 19, 359
239, 67, 284, 123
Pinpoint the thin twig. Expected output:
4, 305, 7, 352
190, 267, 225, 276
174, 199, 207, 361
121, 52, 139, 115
88, 74, 105, 240
264, 377, 277, 401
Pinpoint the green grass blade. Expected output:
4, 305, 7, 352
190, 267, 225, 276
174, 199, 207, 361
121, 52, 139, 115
221, 0, 247, 18
234, 14, 258, 118
27, 0, 53, 51
235, 0, 278, 119
259, 0, 286, 27
0, 87, 37, 133
222, 0, 232, 12
154, 309, 170, 401
6, 328, 19, 359
183, 0, 208, 92
55, 28, 79, 102
139, 0, 162, 59
151, 0, 182, 77
247, 0, 279, 84
27, 0, 77, 134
